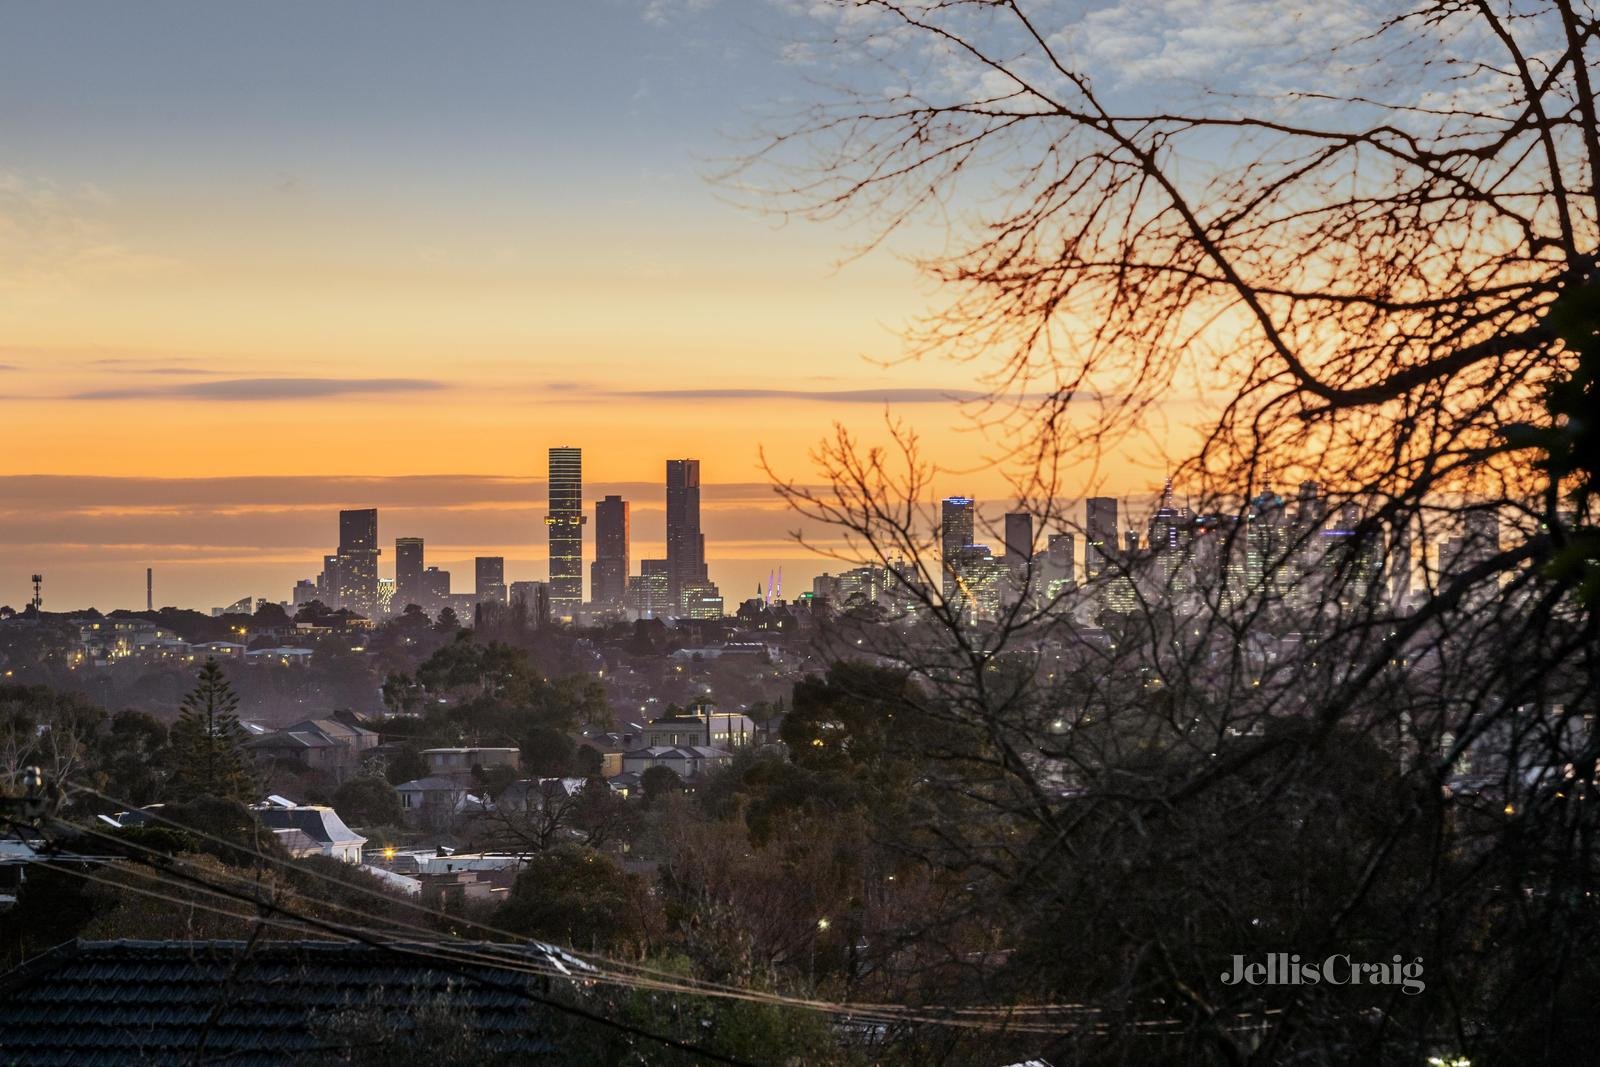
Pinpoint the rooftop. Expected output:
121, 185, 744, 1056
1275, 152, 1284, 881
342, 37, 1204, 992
0, 938, 589, 1066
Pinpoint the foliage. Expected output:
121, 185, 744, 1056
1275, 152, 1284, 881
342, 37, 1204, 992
166, 659, 256, 803
332, 775, 403, 828
496, 844, 662, 956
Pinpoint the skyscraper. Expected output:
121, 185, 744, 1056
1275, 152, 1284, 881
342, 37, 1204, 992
336, 508, 380, 615
940, 496, 975, 600
395, 537, 424, 609
1042, 532, 1076, 601
1003, 512, 1034, 567
546, 447, 585, 620
1084, 497, 1118, 580
475, 556, 506, 605
591, 494, 629, 610
666, 460, 707, 613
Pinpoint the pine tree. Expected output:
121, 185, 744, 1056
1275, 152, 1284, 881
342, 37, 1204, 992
167, 658, 255, 802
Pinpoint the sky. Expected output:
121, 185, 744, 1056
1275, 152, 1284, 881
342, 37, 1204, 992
0, 0, 1266, 611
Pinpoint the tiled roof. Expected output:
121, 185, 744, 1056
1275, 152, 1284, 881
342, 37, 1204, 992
0, 938, 588, 1065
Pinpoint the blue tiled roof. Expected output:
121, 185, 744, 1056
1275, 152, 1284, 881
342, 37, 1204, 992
0, 938, 584, 1065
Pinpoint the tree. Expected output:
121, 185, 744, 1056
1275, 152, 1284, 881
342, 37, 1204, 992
167, 658, 255, 803
738, 3, 1600, 1061
640, 765, 682, 807
332, 774, 403, 828
496, 844, 662, 956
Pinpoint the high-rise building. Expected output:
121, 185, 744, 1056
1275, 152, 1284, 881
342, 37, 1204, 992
1003, 512, 1033, 567
1244, 489, 1288, 595
591, 495, 629, 610
474, 556, 507, 605
1084, 497, 1118, 580
629, 558, 673, 619
336, 508, 380, 615
546, 447, 585, 620
940, 497, 975, 601
666, 460, 708, 613
1146, 480, 1192, 595
421, 567, 450, 610
395, 537, 424, 610
1042, 532, 1076, 601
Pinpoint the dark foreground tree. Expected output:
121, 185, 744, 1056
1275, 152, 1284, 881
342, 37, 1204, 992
738, 2, 1600, 1063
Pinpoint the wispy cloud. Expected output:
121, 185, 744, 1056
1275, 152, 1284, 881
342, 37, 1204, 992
71, 377, 448, 401
593, 386, 989, 404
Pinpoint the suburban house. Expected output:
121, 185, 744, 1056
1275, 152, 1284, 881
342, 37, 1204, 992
245, 717, 381, 783
620, 745, 733, 781
394, 776, 490, 830
639, 704, 758, 750
420, 746, 521, 783
497, 777, 590, 813
252, 798, 367, 863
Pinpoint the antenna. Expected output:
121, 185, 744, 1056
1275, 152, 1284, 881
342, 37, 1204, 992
29, 574, 42, 611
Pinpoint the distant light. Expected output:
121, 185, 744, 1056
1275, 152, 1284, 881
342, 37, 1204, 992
817, 917, 830, 931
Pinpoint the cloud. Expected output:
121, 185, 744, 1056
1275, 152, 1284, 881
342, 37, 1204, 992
70, 377, 448, 401
594, 386, 991, 404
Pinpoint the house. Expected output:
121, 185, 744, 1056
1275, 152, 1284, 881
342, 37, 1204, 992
620, 745, 733, 781
244, 717, 381, 783
497, 777, 589, 813
420, 746, 521, 783
0, 939, 589, 1065
638, 704, 757, 750
394, 776, 490, 830
252, 799, 368, 863
244, 646, 315, 667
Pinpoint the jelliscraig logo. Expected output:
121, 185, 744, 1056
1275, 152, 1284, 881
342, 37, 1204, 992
1221, 954, 1425, 995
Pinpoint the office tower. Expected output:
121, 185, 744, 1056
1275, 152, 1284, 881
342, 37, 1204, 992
336, 508, 380, 615
591, 495, 629, 609
1124, 528, 1140, 555
395, 537, 424, 609
318, 554, 342, 605
546, 447, 585, 619
1244, 489, 1288, 594
1294, 480, 1326, 533
940, 496, 975, 600
420, 567, 450, 612
1003, 512, 1033, 567
949, 544, 1005, 623
1146, 479, 1192, 595
474, 556, 507, 605
1442, 508, 1500, 582
1084, 497, 1118, 580
666, 460, 708, 612
1042, 532, 1076, 601
629, 558, 673, 619
292, 579, 318, 607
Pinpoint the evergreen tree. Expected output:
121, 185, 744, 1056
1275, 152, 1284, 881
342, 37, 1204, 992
167, 658, 255, 803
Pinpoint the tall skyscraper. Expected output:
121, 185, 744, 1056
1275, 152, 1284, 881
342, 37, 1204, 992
336, 508, 380, 615
591, 494, 629, 610
1084, 497, 1118, 580
546, 447, 585, 619
1003, 512, 1034, 567
475, 556, 506, 605
666, 460, 708, 613
395, 537, 424, 609
940, 496, 975, 600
